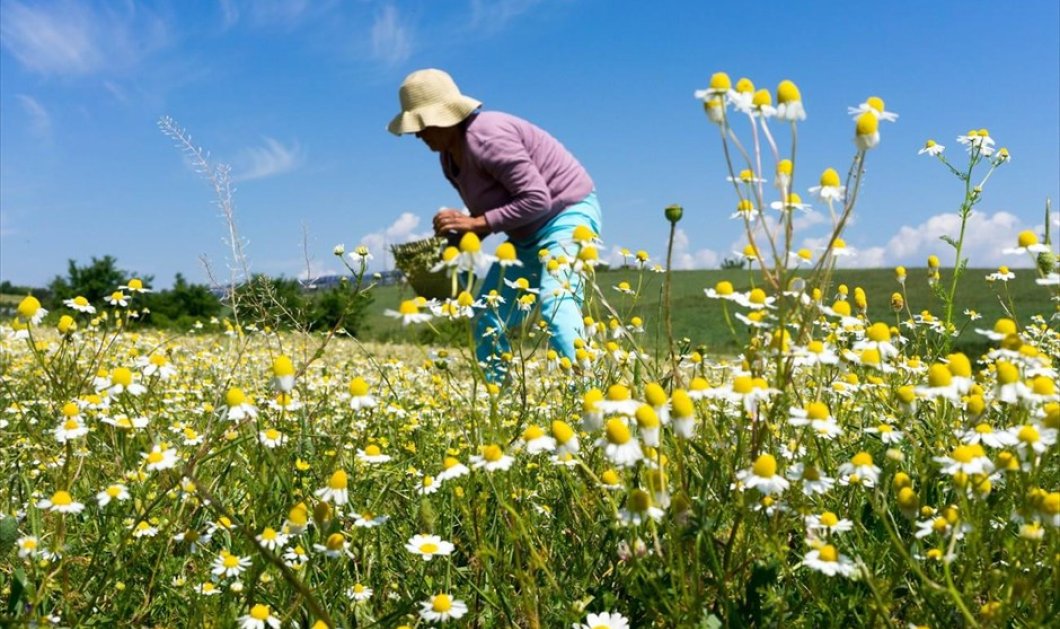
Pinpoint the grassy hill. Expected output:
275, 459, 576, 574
361, 267, 1056, 355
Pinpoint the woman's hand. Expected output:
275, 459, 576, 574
433, 209, 488, 236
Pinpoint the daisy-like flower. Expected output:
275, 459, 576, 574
105, 290, 129, 307
808, 168, 845, 202
119, 278, 151, 293
347, 377, 378, 410
770, 192, 811, 213
853, 322, 900, 360
959, 422, 1016, 448
594, 384, 642, 417
1010, 424, 1058, 458
726, 168, 766, 185
1036, 272, 1060, 286
975, 317, 1018, 342
494, 241, 524, 267
994, 361, 1030, 404
730, 198, 759, 221
694, 71, 732, 100
704, 280, 740, 301
788, 402, 843, 440
17, 536, 41, 559
348, 245, 374, 265
915, 364, 961, 402
956, 128, 995, 155
986, 266, 1015, 282
257, 527, 289, 551
283, 545, 310, 567
37, 490, 84, 514
470, 444, 515, 472
788, 248, 814, 268
914, 510, 967, 540
225, 387, 258, 421
417, 475, 441, 495
357, 444, 391, 464
854, 112, 880, 150
518, 425, 557, 454
774, 79, 806, 121
617, 488, 664, 527
575, 611, 631, 629
1003, 230, 1050, 255
271, 355, 296, 393
96, 483, 130, 507
16, 295, 48, 325
385, 299, 434, 325
865, 421, 903, 444
131, 520, 159, 538
406, 534, 455, 561
313, 532, 352, 559
634, 404, 661, 447
805, 511, 854, 536
847, 96, 898, 122
108, 367, 146, 396
238, 604, 280, 629
63, 295, 96, 314
53, 402, 89, 443
934, 444, 994, 476
315, 470, 349, 505
211, 551, 251, 578
730, 288, 776, 310
258, 427, 287, 448
598, 418, 643, 468
669, 388, 696, 438
726, 76, 756, 112
787, 462, 836, 496
353, 510, 390, 528
142, 444, 179, 472
436, 457, 470, 483
838, 452, 881, 487
918, 139, 945, 156
430, 245, 461, 275
419, 593, 468, 623
802, 544, 858, 578
736, 454, 790, 495
348, 583, 373, 602
455, 232, 495, 272
551, 420, 580, 455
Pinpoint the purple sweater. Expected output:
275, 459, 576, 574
441, 111, 594, 241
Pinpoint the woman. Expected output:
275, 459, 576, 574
389, 68, 602, 381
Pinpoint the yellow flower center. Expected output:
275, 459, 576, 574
709, 71, 732, 91
443, 457, 460, 470
601, 469, 621, 485
482, 444, 503, 462
73, 296, 89, 307
605, 418, 632, 445
715, 281, 734, 296
17, 295, 41, 318
223, 555, 240, 568
495, 242, 516, 261
752, 88, 772, 107
851, 452, 873, 467
996, 361, 1019, 385
606, 384, 631, 401
861, 348, 882, 366
522, 425, 545, 441
735, 77, 754, 93
818, 545, 838, 562
419, 542, 439, 554
752, 454, 777, 478
993, 318, 1017, 335
856, 112, 879, 135
644, 382, 667, 407
127, 278, 144, 290
326, 533, 345, 550
51, 490, 73, 506
635, 404, 660, 428
867, 322, 890, 343
776, 80, 801, 104
1018, 425, 1040, 444
1032, 376, 1055, 396
226, 388, 246, 406
348, 377, 369, 397
112, 367, 133, 387
147, 451, 164, 464
328, 470, 348, 490
272, 356, 294, 377
628, 489, 651, 513
733, 375, 754, 395
928, 364, 953, 388
441, 246, 459, 263
364, 444, 381, 456
819, 512, 839, 527
832, 300, 852, 317
398, 300, 420, 316
748, 288, 766, 304
458, 232, 481, 253
1017, 230, 1038, 248
819, 168, 841, 187
947, 353, 971, 378
866, 96, 885, 112
432, 594, 452, 613
806, 402, 830, 421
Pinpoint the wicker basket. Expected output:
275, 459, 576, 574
391, 237, 455, 300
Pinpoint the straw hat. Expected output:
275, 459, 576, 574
387, 69, 482, 136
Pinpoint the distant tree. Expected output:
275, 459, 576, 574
47, 256, 147, 306
719, 256, 746, 270
143, 273, 222, 328
230, 275, 307, 329
308, 283, 374, 336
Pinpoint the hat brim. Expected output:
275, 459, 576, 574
387, 96, 482, 135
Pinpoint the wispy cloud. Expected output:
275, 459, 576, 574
468, 0, 544, 33
233, 137, 304, 182
0, 0, 169, 76
371, 4, 413, 65
16, 94, 51, 138
358, 212, 433, 271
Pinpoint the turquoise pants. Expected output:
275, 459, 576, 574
475, 192, 602, 381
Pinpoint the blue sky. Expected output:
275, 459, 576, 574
2, 0, 1058, 288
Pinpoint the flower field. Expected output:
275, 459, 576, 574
2, 76, 1058, 627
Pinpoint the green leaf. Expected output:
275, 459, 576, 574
6, 567, 26, 616
939, 235, 958, 249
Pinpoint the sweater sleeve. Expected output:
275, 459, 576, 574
471, 131, 553, 234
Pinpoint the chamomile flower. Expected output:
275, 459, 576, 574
1009, 424, 1057, 458
726, 168, 765, 185
575, 611, 630, 629
348, 583, 373, 602
315, 470, 349, 505
617, 488, 664, 527
915, 364, 961, 401
1002, 230, 1050, 255
634, 404, 661, 447
518, 425, 557, 454
406, 534, 455, 561
142, 444, 180, 472
838, 452, 881, 487
802, 544, 858, 578
918, 139, 945, 156
808, 168, 845, 202
456, 232, 495, 272
17, 536, 40, 559
108, 367, 146, 396
975, 317, 1018, 341
258, 427, 287, 448
417, 475, 441, 495
357, 444, 391, 464
865, 421, 904, 444
419, 593, 468, 623
853, 322, 900, 359
694, 71, 732, 99
211, 551, 251, 578
105, 291, 128, 307
63, 295, 96, 314
934, 444, 994, 476
847, 96, 898, 122
385, 299, 434, 325
806, 511, 854, 536
788, 402, 843, 440
96, 483, 130, 507
494, 242, 523, 267
736, 454, 790, 495
119, 278, 151, 293
959, 423, 1016, 448
239, 604, 280, 629
551, 420, 580, 455
225, 387, 258, 421
594, 384, 641, 417
770, 192, 811, 213
470, 444, 515, 472
730, 198, 759, 221
598, 418, 643, 468
353, 511, 390, 528
314, 532, 352, 559
256, 527, 289, 551
774, 79, 806, 121
986, 266, 1015, 282
131, 521, 159, 538
994, 361, 1030, 404
854, 112, 880, 150
37, 490, 85, 514
730, 288, 776, 310
347, 377, 378, 410
787, 462, 836, 496
956, 128, 995, 155
704, 280, 740, 301
436, 457, 470, 482
53, 404, 88, 443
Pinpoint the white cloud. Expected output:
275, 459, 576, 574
233, 137, 304, 182
671, 228, 719, 270
468, 0, 543, 33
0, 1, 169, 76
358, 212, 433, 272
16, 94, 50, 138
371, 5, 412, 65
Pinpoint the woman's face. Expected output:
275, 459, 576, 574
415, 125, 458, 152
